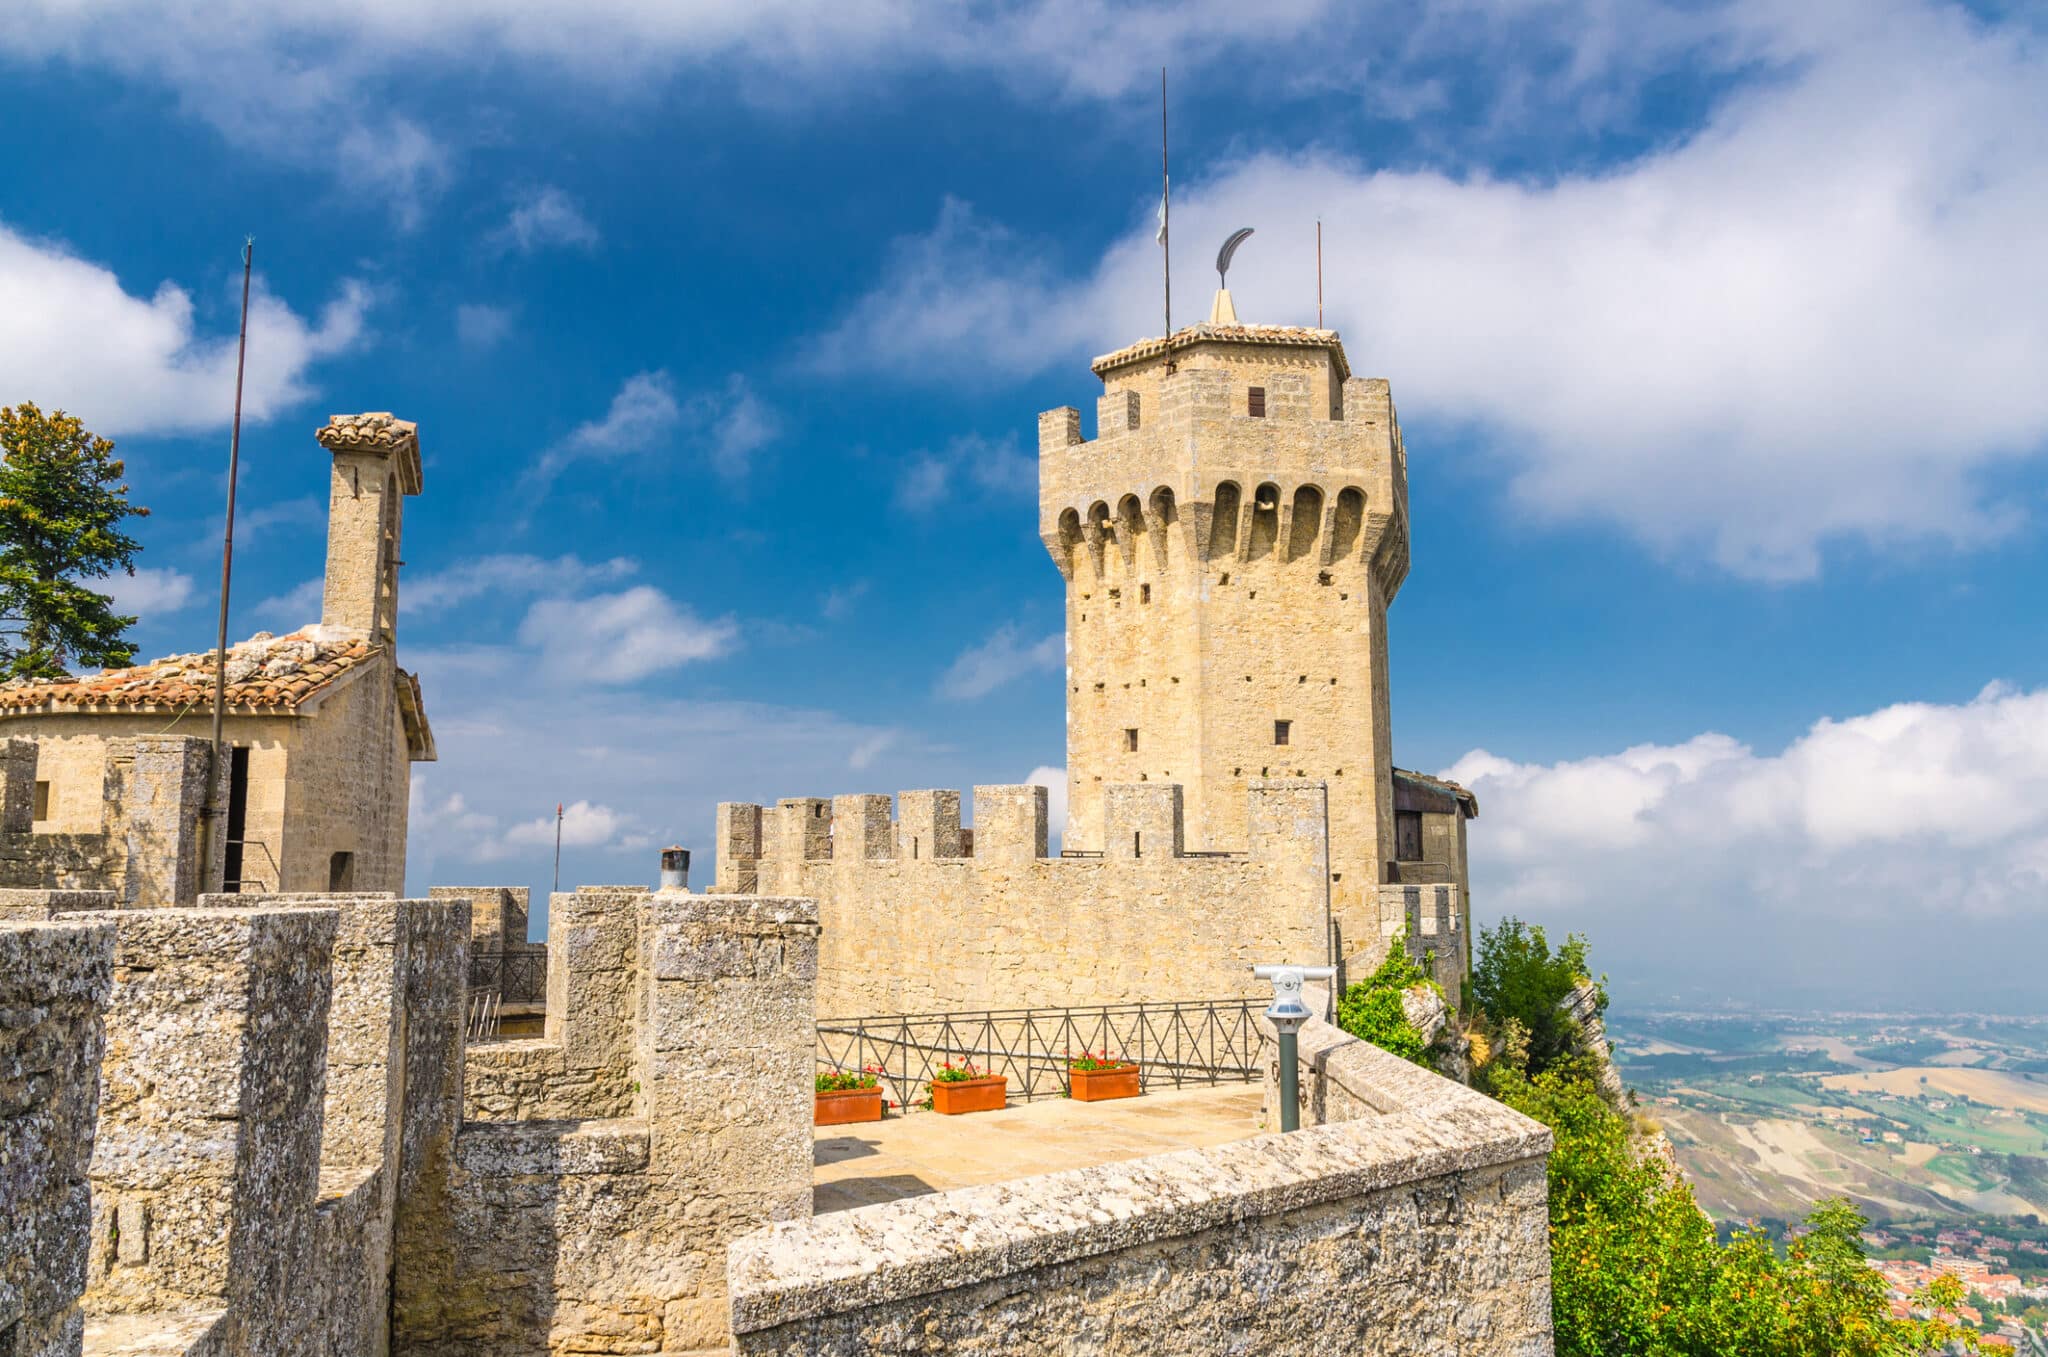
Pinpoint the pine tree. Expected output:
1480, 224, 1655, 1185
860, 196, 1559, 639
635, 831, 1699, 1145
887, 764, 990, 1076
0, 403, 150, 681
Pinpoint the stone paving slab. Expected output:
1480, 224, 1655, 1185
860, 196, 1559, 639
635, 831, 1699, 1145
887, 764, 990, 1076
813, 1083, 1265, 1213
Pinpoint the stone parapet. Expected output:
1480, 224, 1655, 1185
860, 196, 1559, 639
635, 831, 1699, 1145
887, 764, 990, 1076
728, 1031, 1553, 1355
0, 918, 115, 1357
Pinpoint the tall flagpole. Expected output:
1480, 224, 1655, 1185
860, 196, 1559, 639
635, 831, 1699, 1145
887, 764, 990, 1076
209, 238, 254, 889
1161, 67, 1172, 357
1317, 219, 1324, 328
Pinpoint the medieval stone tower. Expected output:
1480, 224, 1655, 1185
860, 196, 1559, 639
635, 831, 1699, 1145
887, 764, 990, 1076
1039, 306, 1411, 955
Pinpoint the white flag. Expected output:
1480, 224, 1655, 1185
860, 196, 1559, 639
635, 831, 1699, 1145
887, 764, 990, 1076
1156, 188, 1168, 246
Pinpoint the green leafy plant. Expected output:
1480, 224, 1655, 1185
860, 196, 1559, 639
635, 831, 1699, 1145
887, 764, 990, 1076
1470, 917, 1600, 1080
929, 1060, 992, 1085
815, 1070, 880, 1093
1067, 1050, 1132, 1072
1334, 930, 1437, 1067
0, 403, 150, 681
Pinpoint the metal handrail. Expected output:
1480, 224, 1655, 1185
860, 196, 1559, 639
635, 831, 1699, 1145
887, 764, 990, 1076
816, 998, 1264, 1111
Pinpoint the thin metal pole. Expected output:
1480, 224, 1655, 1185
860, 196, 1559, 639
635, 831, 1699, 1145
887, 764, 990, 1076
552, 801, 564, 893
1161, 67, 1172, 350
1317, 220, 1324, 328
208, 239, 254, 888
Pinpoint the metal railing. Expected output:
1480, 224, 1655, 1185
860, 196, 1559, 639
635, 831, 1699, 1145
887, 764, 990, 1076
464, 989, 501, 1044
467, 949, 547, 1005
816, 998, 1266, 1111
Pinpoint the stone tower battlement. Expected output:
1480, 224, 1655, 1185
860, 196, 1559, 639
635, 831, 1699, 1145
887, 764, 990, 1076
1037, 321, 1426, 961
712, 781, 1459, 1013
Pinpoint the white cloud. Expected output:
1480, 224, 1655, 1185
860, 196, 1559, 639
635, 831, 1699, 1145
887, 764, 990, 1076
505, 799, 639, 851
527, 371, 779, 494
820, 579, 869, 621
408, 782, 648, 863
893, 431, 1035, 514
495, 187, 600, 254
455, 303, 515, 350
406, 553, 637, 613
104, 567, 196, 616
0, 222, 370, 438
935, 622, 1062, 700
517, 585, 738, 683
816, 4, 2048, 580
335, 116, 451, 229
848, 730, 898, 771
1447, 682, 2048, 1005
252, 576, 324, 628
1026, 764, 1069, 838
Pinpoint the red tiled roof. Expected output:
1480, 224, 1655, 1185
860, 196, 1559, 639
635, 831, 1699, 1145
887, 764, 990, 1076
0, 627, 377, 715
1091, 323, 1351, 380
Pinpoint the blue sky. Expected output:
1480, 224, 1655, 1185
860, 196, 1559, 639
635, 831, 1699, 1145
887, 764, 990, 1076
4, 0, 2044, 1009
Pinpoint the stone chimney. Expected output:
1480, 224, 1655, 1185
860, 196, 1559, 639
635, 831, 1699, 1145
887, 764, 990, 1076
314, 413, 422, 643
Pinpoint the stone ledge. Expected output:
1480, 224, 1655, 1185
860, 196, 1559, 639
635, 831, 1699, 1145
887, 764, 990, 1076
455, 1117, 650, 1177
0, 918, 115, 999
83, 1309, 229, 1357
726, 1093, 1549, 1333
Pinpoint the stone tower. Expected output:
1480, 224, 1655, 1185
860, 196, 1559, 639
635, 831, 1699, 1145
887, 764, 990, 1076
1039, 308, 1410, 955
316, 411, 423, 643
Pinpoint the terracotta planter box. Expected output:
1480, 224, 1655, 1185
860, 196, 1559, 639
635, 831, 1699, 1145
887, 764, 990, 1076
814, 1087, 884, 1126
1069, 1064, 1141, 1102
930, 1075, 1007, 1115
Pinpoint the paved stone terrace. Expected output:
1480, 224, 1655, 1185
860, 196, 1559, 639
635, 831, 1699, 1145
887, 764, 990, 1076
813, 1083, 1265, 1213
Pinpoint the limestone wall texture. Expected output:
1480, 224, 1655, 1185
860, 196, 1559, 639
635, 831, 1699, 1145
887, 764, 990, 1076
727, 996, 1554, 1356
1039, 331, 1411, 956
1, 918, 114, 1357
404, 891, 820, 1356
716, 782, 1336, 1014
0, 736, 221, 908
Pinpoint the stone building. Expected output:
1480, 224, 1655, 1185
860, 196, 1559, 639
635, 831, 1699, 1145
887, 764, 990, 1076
721, 301, 1477, 1004
0, 413, 433, 901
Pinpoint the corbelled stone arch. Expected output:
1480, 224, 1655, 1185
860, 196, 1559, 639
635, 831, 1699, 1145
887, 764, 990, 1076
1206, 481, 1242, 563
1331, 486, 1366, 563
1085, 499, 1111, 580
1057, 507, 1084, 580
1285, 484, 1324, 564
1116, 494, 1145, 571
1248, 481, 1281, 560
1147, 485, 1177, 571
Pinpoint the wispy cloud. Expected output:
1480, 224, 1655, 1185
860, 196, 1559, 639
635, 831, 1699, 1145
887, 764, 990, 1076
518, 585, 738, 684
895, 431, 1035, 514
526, 370, 781, 495
494, 186, 599, 255
104, 567, 197, 617
936, 622, 1061, 700
455, 303, 515, 350
253, 576, 323, 627
407, 554, 637, 613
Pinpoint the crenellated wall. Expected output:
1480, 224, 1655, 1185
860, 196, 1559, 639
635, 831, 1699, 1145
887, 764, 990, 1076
0, 735, 222, 908
412, 888, 820, 1356
715, 781, 1341, 1015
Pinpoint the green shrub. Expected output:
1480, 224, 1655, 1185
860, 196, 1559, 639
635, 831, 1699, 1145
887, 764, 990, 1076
1334, 931, 1437, 1068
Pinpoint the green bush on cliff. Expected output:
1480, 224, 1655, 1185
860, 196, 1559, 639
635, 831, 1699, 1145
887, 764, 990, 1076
1334, 930, 1436, 1067
1474, 917, 1977, 1355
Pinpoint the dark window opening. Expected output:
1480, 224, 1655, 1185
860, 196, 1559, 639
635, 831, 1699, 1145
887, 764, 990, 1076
1125, 728, 1139, 752
1395, 811, 1424, 862
1133, 831, 1143, 857
223, 747, 251, 892
1274, 720, 1291, 746
1140, 583, 1151, 603
328, 850, 355, 892
32, 780, 49, 820
1248, 386, 1267, 417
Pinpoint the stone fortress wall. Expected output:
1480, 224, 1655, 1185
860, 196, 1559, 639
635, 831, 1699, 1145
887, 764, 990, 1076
1040, 349, 1412, 960
0, 735, 220, 909
3, 877, 1548, 1356
716, 781, 1464, 1013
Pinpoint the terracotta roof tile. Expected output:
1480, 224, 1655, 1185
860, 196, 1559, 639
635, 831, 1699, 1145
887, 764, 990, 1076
1091, 323, 1351, 381
0, 626, 378, 715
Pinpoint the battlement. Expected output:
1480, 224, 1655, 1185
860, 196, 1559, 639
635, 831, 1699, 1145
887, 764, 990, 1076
713, 783, 1338, 1014
718, 781, 1333, 877
0, 734, 222, 907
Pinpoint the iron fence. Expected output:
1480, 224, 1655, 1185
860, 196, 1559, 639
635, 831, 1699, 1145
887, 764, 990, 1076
468, 949, 547, 1005
816, 998, 1266, 1111
464, 988, 501, 1045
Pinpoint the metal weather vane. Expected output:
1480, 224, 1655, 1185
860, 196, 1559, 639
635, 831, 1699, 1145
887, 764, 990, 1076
1216, 227, 1254, 288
